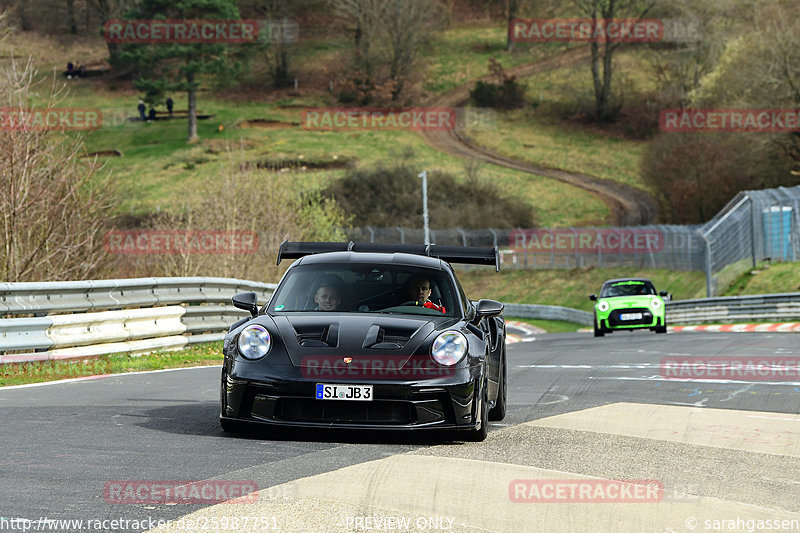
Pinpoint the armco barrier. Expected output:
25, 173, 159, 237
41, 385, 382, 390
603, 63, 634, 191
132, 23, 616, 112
502, 303, 593, 326
665, 293, 800, 325
2, 277, 797, 363
501, 293, 800, 327
0, 277, 276, 363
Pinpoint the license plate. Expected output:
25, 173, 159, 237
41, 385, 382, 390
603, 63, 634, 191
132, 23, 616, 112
619, 313, 643, 321
315, 383, 373, 401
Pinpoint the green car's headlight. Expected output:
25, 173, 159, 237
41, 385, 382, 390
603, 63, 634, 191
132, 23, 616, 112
651, 298, 662, 310
597, 301, 610, 312
237, 324, 271, 360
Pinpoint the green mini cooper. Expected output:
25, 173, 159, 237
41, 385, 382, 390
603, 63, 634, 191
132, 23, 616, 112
589, 278, 668, 337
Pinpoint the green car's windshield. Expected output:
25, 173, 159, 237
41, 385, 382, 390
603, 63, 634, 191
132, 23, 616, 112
269, 263, 459, 317
601, 280, 656, 298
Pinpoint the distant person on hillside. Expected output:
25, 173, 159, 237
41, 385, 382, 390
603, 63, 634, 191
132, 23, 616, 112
148, 107, 156, 122
166, 97, 174, 118
137, 100, 146, 121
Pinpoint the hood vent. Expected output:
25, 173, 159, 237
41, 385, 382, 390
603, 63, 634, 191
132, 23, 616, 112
362, 324, 413, 350
295, 323, 339, 348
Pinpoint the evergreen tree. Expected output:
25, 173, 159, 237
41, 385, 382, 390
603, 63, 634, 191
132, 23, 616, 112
114, 0, 253, 141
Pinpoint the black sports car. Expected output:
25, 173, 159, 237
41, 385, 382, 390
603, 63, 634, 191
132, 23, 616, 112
220, 241, 507, 441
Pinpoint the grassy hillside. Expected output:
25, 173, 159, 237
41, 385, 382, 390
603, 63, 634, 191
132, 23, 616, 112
456, 262, 800, 316
455, 266, 707, 312
13, 20, 642, 226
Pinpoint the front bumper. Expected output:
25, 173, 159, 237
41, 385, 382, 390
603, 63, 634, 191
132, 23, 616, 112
598, 307, 664, 330
221, 361, 484, 431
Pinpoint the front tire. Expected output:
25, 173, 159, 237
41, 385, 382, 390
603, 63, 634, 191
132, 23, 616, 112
655, 318, 667, 334
594, 316, 605, 337
465, 383, 489, 442
489, 347, 506, 421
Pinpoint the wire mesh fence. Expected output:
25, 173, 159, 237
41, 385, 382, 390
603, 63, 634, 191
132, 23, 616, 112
699, 185, 800, 296
344, 184, 800, 296
345, 226, 706, 271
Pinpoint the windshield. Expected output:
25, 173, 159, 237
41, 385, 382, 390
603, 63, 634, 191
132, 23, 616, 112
600, 280, 656, 298
270, 263, 460, 317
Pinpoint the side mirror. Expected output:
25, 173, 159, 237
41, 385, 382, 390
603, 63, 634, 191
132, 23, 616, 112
232, 292, 259, 317
660, 291, 671, 301
475, 299, 504, 318
589, 294, 598, 301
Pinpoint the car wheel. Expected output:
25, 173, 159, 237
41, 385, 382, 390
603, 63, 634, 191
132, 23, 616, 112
465, 381, 489, 442
655, 319, 667, 334
489, 346, 506, 421
593, 316, 605, 337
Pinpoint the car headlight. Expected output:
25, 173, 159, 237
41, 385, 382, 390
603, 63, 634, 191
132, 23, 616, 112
431, 331, 468, 366
651, 298, 662, 309
597, 301, 610, 312
237, 324, 271, 360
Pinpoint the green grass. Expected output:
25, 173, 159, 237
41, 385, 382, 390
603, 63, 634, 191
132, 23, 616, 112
0, 342, 223, 387
510, 317, 583, 333
12, 19, 613, 225
723, 262, 800, 296
48, 75, 607, 226
456, 266, 708, 312
422, 24, 568, 94
465, 48, 657, 193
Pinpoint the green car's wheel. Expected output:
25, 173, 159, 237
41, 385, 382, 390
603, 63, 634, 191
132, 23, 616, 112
593, 316, 605, 337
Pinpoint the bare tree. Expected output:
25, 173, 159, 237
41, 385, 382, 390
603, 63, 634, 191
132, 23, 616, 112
330, 0, 443, 102
119, 147, 349, 281
0, 58, 117, 282
572, 0, 655, 122
86, 0, 137, 60
691, 2, 800, 168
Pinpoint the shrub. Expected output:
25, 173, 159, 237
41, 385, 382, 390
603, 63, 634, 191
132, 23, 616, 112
323, 162, 535, 229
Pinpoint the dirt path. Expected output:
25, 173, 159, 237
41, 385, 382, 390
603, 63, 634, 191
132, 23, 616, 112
422, 46, 659, 226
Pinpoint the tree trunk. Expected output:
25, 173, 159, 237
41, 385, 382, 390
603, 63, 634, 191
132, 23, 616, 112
187, 72, 198, 142
67, 0, 77, 34
506, 0, 517, 51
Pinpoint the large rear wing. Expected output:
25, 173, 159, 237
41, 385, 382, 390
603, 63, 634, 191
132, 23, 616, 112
277, 241, 500, 271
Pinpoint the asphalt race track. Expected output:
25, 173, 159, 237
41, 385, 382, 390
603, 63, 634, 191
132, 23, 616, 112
1, 331, 799, 533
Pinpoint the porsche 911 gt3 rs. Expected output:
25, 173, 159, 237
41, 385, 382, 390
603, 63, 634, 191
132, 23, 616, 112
220, 241, 507, 441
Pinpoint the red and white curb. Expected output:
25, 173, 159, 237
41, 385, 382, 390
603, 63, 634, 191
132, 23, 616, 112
671, 323, 800, 333
506, 321, 542, 343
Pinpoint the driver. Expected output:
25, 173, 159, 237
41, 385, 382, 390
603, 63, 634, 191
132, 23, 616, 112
405, 275, 446, 313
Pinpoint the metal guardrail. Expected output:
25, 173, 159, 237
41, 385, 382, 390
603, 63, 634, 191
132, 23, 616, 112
665, 293, 800, 325
501, 303, 593, 326
502, 293, 800, 327
0, 277, 276, 363
2, 277, 797, 363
